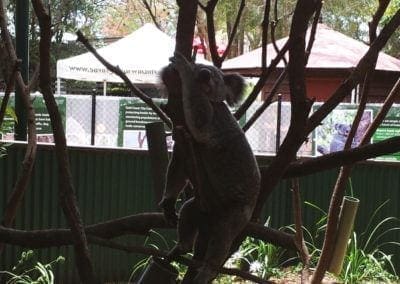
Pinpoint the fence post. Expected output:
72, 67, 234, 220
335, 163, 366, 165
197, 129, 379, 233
145, 122, 169, 207
91, 89, 96, 145
275, 93, 282, 153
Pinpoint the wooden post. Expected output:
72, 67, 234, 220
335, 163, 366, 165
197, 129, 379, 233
146, 122, 169, 206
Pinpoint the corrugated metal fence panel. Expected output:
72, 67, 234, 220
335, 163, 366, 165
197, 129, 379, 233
0, 144, 158, 283
1, 146, 399, 282
258, 156, 400, 272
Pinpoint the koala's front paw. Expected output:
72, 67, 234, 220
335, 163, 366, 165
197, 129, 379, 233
170, 52, 193, 75
159, 198, 178, 226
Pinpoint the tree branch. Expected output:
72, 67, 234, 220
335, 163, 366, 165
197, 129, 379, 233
31, 1, 97, 282
234, 41, 289, 121
306, 8, 400, 134
141, 0, 162, 31
369, 0, 391, 42
284, 135, 400, 178
0, 212, 296, 251
0, 0, 37, 257
252, 0, 319, 220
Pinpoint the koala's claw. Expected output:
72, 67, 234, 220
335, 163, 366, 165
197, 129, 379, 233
159, 198, 178, 226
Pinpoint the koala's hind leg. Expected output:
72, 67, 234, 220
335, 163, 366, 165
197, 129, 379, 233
168, 197, 200, 258
159, 142, 189, 226
193, 205, 252, 283
181, 228, 210, 284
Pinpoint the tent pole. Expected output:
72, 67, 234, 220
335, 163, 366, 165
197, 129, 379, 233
103, 80, 107, 96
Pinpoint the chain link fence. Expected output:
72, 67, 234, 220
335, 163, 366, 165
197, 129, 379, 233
3, 92, 399, 161
0, 92, 311, 156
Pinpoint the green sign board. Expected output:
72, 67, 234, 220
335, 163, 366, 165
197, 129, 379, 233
118, 98, 167, 148
34, 96, 66, 142
313, 103, 400, 161
371, 105, 400, 161
0, 94, 66, 142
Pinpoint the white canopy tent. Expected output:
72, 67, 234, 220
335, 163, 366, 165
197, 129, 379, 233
56, 24, 209, 95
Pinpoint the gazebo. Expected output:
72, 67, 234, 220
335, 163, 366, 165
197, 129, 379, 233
56, 23, 210, 95
222, 24, 400, 102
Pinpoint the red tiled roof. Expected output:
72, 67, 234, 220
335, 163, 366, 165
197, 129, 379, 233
222, 24, 400, 72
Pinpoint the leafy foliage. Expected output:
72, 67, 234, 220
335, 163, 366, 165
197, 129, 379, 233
0, 250, 65, 284
303, 199, 399, 283
0, 104, 16, 157
129, 230, 186, 282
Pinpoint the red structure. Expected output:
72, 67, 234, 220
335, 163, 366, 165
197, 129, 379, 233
222, 24, 400, 103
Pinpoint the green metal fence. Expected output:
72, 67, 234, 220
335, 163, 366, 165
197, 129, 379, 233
0, 144, 399, 282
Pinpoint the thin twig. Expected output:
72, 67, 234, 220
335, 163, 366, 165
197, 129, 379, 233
234, 40, 289, 121
76, 31, 172, 129
306, 8, 400, 134
261, 0, 271, 70
141, 0, 162, 31
291, 178, 310, 283
220, 0, 246, 64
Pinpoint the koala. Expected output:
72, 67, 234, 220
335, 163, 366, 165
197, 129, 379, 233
329, 123, 351, 153
159, 53, 260, 283
354, 112, 371, 146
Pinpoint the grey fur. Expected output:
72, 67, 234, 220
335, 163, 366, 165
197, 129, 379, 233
159, 53, 260, 283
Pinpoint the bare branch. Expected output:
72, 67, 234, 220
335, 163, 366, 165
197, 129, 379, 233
76, 31, 172, 129
307, 8, 400, 134
261, 0, 271, 70
252, 0, 319, 220
283, 135, 400, 179
0, 212, 296, 251
0, 0, 37, 256
31, 1, 97, 282
311, 11, 395, 281
141, 0, 162, 31
291, 179, 310, 282
219, 0, 246, 65
234, 41, 289, 121
242, 69, 285, 132
202, 0, 246, 67
369, 0, 391, 42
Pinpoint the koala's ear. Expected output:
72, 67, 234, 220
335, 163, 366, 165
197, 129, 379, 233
198, 68, 211, 83
223, 73, 245, 106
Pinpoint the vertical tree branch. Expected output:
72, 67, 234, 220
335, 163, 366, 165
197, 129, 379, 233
0, 0, 37, 254
369, 0, 391, 42
311, 8, 393, 281
243, 3, 321, 132
306, 8, 400, 134
202, 0, 245, 67
291, 178, 310, 283
252, 0, 320, 220
261, 0, 271, 70
30, 1, 97, 282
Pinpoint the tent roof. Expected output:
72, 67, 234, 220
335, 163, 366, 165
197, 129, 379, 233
57, 24, 210, 84
222, 24, 400, 74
